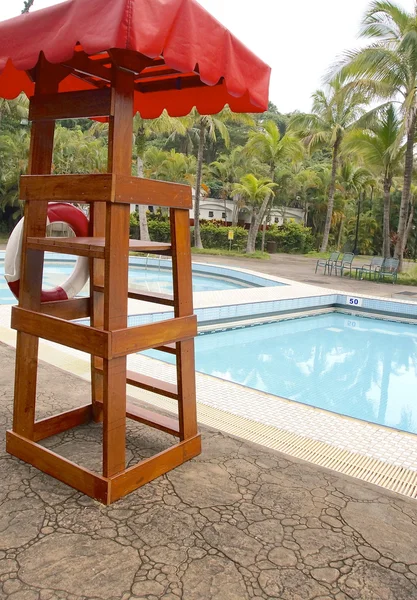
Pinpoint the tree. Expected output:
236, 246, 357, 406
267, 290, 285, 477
91, 112, 186, 240
336, 0, 417, 267
143, 147, 170, 179
0, 128, 30, 219
245, 120, 303, 250
0, 94, 29, 127
209, 147, 260, 225
133, 111, 186, 241
157, 150, 196, 185
344, 105, 404, 257
337, 162, 376, 253
290, 78, 368, 252
232, 174, 277, 253
183, 107, 254, 248
21, 0, 35, 14
273, 162, 321, 227
53, 126, 107, 174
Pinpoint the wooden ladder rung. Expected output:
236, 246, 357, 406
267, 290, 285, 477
155, 342, 177, 355
126, 370, 178, 400
127, 289, 175, 306
126, 402, 180, 437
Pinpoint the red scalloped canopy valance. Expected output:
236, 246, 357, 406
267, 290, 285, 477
0, 0, 270, 117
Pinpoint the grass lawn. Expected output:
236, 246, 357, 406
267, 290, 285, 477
305, 250, 374, 261
191, 248, 270, 260
343, 262, 417, 285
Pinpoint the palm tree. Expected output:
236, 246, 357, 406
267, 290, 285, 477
290, 79, 368, 252
246, 120, 303, 250
158, 150, 196, 185
53, 126, 107, 174
232, 174, 277, 253
184, 107, 254, 248
0, 94, 29, 126
133, 111, 186, 241
273, 162, 321, 226
143, 147, 169, 179
336, 1, 417, 267
0, 128, 30, 218
344, 105, 404, 257
92, 112, 186, 240
337, 162, 376, 252
209, 147, 261, 226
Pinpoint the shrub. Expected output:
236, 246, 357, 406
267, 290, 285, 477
130, 214, 312, 254
148, 219, 171, 242
256, 221, 314, 253
192, 223, 248, 250
130, 210, 170, 241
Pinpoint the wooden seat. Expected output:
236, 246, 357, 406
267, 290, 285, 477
26, 237, 172, 258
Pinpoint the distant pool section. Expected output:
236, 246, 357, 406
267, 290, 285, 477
0, 252, 284, 304
146, 312, 417, 435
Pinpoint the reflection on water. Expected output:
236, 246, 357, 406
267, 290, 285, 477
152, 313, 417, 435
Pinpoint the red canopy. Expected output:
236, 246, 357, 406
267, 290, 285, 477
0, 0, 270, 117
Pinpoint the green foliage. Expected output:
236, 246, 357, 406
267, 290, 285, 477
21, 0, 35, 13
257, 222, 314, 254
192, 223, 248, 250
345, 211, 380, 255
192, 248, 269, 260
148, 220, 171, 243
3, 10, 417, 263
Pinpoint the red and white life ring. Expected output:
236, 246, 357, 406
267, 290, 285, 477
4, 203, 90, 303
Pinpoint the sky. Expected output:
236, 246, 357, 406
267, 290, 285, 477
0, 0, 415, 113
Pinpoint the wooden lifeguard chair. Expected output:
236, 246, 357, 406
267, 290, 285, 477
0, 0, 270, 504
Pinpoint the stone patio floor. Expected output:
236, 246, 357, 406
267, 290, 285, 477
192, 253, 417, 299
1, 343, 417, 600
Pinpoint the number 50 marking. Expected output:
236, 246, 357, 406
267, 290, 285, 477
347, 297, 362, 307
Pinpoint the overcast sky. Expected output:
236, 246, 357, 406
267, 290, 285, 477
1, 0, 415, 113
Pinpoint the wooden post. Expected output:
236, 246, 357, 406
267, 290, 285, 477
90, 195, 106, 423
102, 68, 134, 477
170, 207, 198, 441
12, 59, 59, 439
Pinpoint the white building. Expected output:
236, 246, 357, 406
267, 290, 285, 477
193, 195, 306, 227
132, 189, 306, 226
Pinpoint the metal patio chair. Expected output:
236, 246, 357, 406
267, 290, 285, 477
333, 253, 355, 277
378, 258, 400, 283
315, 251, 340, 275
355, 256, 384, 280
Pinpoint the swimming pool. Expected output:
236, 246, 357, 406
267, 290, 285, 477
0, 257, 266, 304
148, 312, 417, 435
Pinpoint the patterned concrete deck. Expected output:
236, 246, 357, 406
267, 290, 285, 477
1, 343, 417, 600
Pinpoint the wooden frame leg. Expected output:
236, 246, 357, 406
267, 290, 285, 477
170, 208, 199, 441
90, 202, 106, 422
13, 333, 39, 439
176, 339, 198, 440
101, 68, 134, 477
103, 356, 127, 477
13, 63, 58, 440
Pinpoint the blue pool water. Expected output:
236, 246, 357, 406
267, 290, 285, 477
148, 312, 417, 435
0, 259, 253, 304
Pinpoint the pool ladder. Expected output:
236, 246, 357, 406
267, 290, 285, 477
144, 253, 172, 272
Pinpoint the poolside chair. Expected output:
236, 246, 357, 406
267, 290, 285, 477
333, 253, 355, 277
378, 258, 399, 283
355, 256, 384, 280
315, 251, 340, 275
